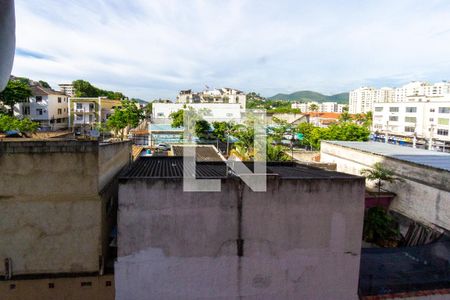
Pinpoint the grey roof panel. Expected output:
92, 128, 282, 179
325, 141, 450, 172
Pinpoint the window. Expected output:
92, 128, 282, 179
22, 106, 30, 115
430, 108, 435, 112
439, 107, 450, 113
438, 118, 449, 125
437, 129, 449, 136
157, 113, 164, 117
58, 97, 61, 103
405, 107, 417, 113
429, 118, 434, 122
76, 115, 83, 121
389, 116, 398, 121
405, 126, 415, 133
36, 108, 43, 115
226, 113, 233, 117
374, 107, 383, 112
76, 103, 82, 109
57, 108, 62, 115
36, 96, 42, 102
389, 107, 399, 112
405, 116, 416, 123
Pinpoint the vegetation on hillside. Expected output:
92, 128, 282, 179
73, 79, 126, 100
268, 90, 348, 104
246, 93, 301, 113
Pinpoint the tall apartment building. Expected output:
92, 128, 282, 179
176, 87, 246, 109
58, 83, 76, 97
372, 101, 450, 150
350, 81, 450, 113
13, 85, 69, 130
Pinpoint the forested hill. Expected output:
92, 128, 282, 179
268, 91, 348, 104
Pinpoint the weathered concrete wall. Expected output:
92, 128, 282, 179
115, 176, 364, 299
0, 141, 130, 276
98, 141, 131, 191
320, 141, 450, 231
0, 274, 114, 300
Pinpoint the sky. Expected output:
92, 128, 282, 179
12, 0, 450, 100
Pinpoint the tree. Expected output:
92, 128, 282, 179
169, 109, 184, 128
360, 162, 401, 197
363, 206, 399, 245
339, 111, 352, 122
308, 103, 319, 112
212, 121, 233, 142
267, 142, 290, 161
143, 102, 152, 117
73, 79, 126, 99
106, 99, 143, 140
0, 79, 32, 115
194, 120, 211, 140
0, 114, 39, 133
38, 80, 51, 88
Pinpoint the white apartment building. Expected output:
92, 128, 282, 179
176, 88, 246, 109
321, 102, 338, 112
68, 97, 122, 129
372, 101, 450, 149
13, 85, 69, 130
152, 103, 242, 124
291, 101, 346, 113
59, 83, 76, 97
350, 81, 450, 113
349, 87, 377, 114
337, 104, 347, 113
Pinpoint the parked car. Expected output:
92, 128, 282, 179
155, 143, 171, 151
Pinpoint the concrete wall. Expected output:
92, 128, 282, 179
0, 274, 114, 300
116, 176, 365, 299
0, 140, 131, 276
320, 142, 450, 231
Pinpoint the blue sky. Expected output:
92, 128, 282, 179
12, 0, 450, 100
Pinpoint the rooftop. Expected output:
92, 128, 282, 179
119, 156, 360, 180
171, 145, 224, 162
324, 141, 450, 172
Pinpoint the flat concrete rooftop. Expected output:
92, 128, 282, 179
120, 156, 359, 180
324, 141, 450, 172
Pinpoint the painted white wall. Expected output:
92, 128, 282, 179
152, 103, 242, 123
320, 141, 450, 231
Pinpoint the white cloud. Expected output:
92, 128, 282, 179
12, 0, 450, 99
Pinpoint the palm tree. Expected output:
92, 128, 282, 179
360, 162, 401, 197
339, 111, 352, 122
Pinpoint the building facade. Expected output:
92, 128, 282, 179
291, 101, 347, 113
13, 85, 69, 130
68, 97, 122, 130
58, 83, 76, 97
176, 88, 246, 109
115, 158, 365, 299
151, 102, 242, 124
0, 140, 130, 282
372, 101, 450, 150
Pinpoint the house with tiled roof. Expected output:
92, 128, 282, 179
13, 84, 69, 130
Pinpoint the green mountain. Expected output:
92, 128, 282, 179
268, 91, 349, 104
